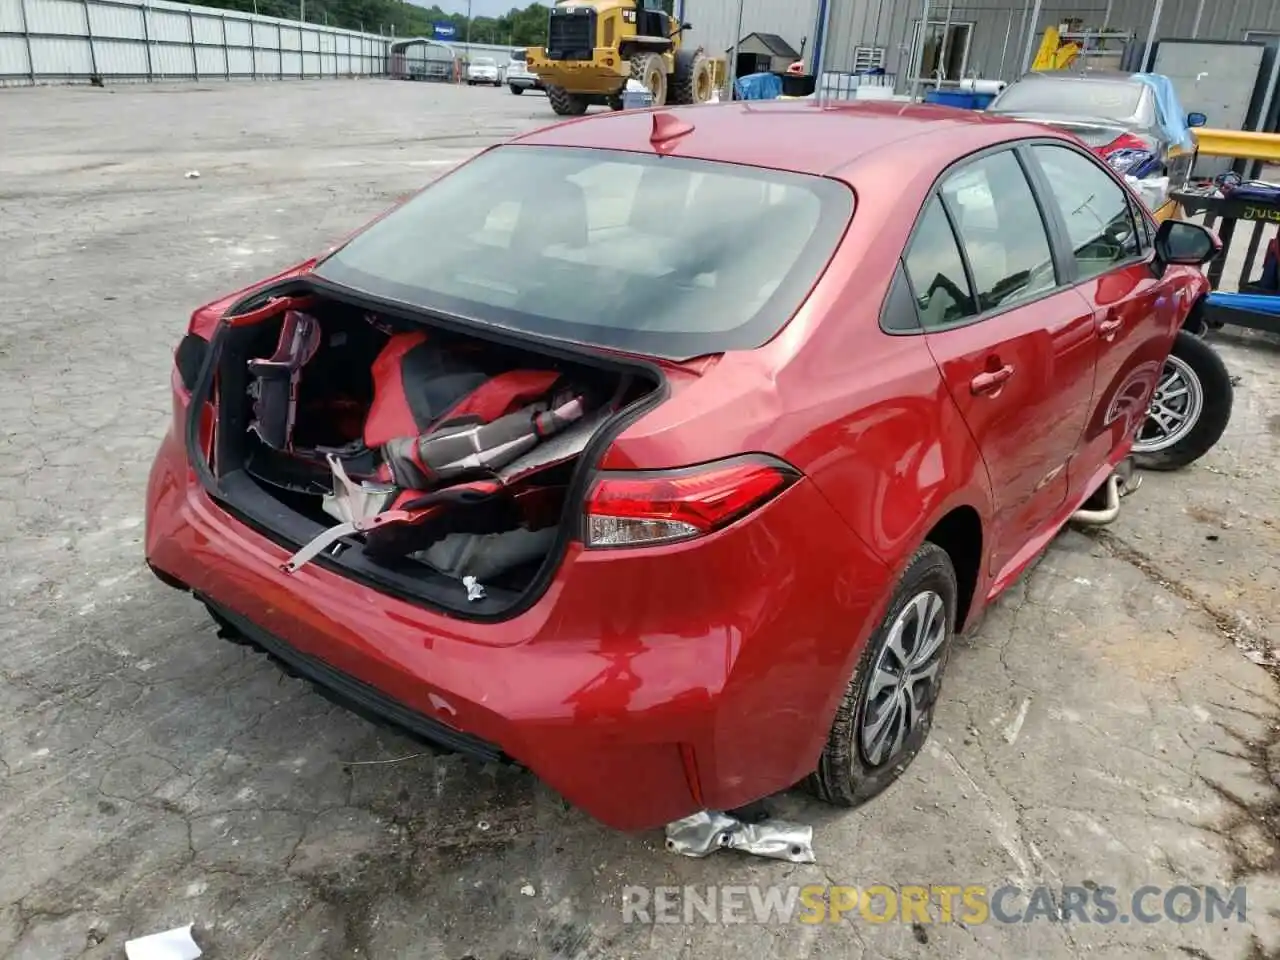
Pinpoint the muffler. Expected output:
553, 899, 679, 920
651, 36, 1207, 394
1070, 458, 1140, 527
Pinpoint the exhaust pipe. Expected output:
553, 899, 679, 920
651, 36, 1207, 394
1070, 473, 1121, 526
1070, 458, 1139, 527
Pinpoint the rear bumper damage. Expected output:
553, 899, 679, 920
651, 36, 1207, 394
145, 423, 890, 831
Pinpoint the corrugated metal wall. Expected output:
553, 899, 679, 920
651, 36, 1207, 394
823, 0, 1280, 81
682, 0, 820, 69
0, 0, 393, 85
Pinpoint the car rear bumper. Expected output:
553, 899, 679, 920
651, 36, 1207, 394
145, 419, 891, 830
509, 76, 539, 88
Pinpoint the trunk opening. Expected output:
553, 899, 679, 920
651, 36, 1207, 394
198, 282, 664, 619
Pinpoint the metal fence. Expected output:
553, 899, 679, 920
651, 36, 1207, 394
0, 0, 393, 86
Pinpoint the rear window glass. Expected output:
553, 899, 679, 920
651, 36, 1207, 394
315, 145, 854, 358
990, 79, 1143, 121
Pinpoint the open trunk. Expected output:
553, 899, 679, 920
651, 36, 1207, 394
196, 282, 662, 618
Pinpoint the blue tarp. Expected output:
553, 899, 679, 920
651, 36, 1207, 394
1205, 292, 1280, 315
1133, 73, 1195, 153
735, 72, 782, 100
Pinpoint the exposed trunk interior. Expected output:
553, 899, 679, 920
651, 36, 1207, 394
204, 288, 660, 616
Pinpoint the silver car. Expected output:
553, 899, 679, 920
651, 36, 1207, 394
986, 70, 1204, 182
505, 50, 543, 95
467, 56, 501, 87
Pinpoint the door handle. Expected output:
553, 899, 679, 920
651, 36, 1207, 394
1098, 315, 1124, 338
970, 364, 1014, 395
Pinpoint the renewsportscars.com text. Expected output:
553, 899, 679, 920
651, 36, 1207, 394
621, 884, 1247, 926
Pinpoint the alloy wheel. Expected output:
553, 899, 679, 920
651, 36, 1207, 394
860, 590, 947, 767
1133, 355, 1205, 453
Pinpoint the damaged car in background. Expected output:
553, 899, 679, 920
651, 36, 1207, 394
146, 101, 1224, 832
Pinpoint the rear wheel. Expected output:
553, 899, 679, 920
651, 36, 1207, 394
805, 543, 957, 806
1132, 329, 1233, 471
630, 52, 668, 106
546, 84, 588, 116
670, 48, 714, 104
509, 84, 523, 95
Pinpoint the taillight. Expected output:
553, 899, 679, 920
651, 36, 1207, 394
583, 455, 800, 548
1095, 133, 1160, 175
1098, 132, 1152, 156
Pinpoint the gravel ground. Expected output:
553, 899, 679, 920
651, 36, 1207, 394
1, 79, 1278, 960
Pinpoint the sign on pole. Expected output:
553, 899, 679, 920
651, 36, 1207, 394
432, 22, 456, 40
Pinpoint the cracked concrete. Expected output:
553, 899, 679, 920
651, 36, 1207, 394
1, 80, 1279, 959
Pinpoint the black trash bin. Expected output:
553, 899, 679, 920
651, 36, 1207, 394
779, 73, 816, 97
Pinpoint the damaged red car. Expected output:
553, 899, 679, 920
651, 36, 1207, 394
146, 101, 1220, 831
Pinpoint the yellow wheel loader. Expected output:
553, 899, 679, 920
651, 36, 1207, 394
525, 0, 725, 116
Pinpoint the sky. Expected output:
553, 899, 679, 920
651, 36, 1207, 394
412, 0, 546, 19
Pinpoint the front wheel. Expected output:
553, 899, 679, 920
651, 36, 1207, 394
805, 543, 957, 807
1132, 329, 1233, 471
509, 84, 523, 95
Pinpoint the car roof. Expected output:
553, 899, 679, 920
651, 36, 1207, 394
509, 99, 1068, 181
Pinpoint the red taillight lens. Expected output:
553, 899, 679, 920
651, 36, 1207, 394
583, 455, 800, 548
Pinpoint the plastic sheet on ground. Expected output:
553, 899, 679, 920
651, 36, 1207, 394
124, 925, 202, 960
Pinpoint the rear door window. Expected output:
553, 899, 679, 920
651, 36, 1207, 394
940, 150, 1058, 312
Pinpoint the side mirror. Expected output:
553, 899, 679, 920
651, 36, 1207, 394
1187, 112, 1207, 127
1155, 219, 1221, 267
682, 21, 693, 29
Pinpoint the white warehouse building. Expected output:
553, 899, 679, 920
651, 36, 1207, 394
676, 0, 1280, 91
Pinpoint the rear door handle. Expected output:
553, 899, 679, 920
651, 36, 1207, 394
1098, 315, 1124, 338
970, 364, 1015, 395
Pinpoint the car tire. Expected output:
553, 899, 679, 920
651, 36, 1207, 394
1132, 329, 1233, 471
805, 542, 957, 807
510, 84, 523, 95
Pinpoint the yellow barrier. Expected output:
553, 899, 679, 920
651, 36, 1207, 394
1193, 127, 1280, 162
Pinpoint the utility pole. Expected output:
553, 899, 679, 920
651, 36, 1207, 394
299, 0, 304, 22
726, 0, 744, 98
466, 0, 472, 49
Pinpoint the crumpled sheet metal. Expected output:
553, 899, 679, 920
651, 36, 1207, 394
664, 810, 815, 863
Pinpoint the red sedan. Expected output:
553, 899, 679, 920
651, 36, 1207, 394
145, 101, 1219, 830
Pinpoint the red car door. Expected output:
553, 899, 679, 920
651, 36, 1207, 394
1025, 143, 1181, 487
903, 148, 1098, 582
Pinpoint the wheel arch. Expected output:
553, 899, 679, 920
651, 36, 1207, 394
922, 505, 984, 632
1181, 290, 1216, 336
